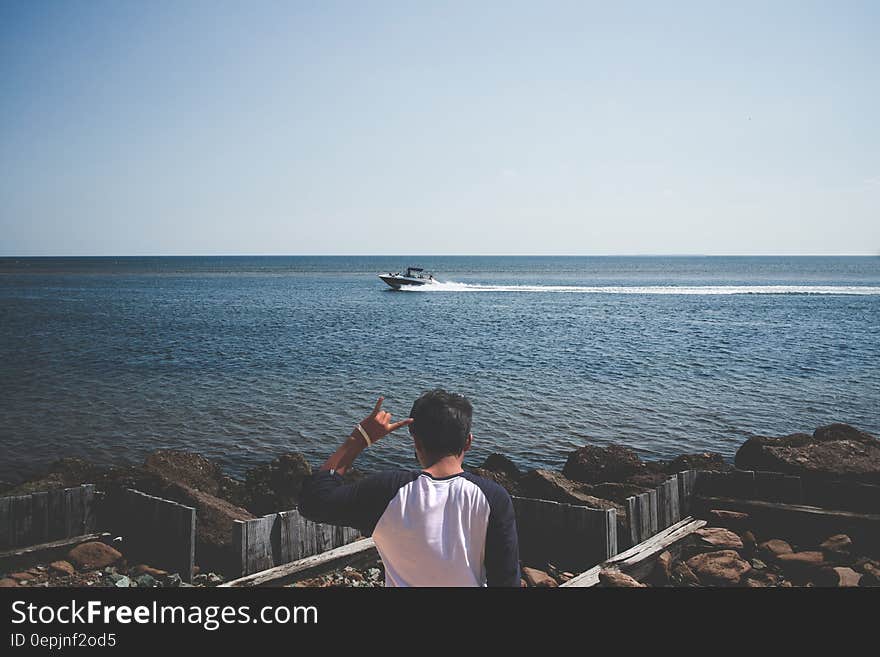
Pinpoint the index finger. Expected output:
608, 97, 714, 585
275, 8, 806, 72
371, 396, 385, 416
389, 418, 414, 432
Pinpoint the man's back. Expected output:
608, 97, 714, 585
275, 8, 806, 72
299, 469, 520, 587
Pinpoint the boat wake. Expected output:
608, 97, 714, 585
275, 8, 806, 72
400, 281, 880, 295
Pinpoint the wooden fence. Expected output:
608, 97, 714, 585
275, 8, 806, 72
111, 489, 196, 582
624, 471, 701, 547
0, 485, 96, 551
693, 469, 880, 513
512, 496, 617, 572
234, 509, 361, 577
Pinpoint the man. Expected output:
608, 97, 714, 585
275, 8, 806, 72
298, 389, 521, 587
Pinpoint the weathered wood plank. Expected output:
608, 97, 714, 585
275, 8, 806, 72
221, 538, 378, 588
120, 489, 197, 580
232, 520, 246, 577
246, 514, 276, 576
11, 496, 33, 547
754, 471, 802, 504
678, 470, 698, 516
561, 517, 707, 587
81, 485, 96, 534
802, 478, 880, 513
64, 487, 82, 538
178, 503, 196, 583
47, 489, 66, 541
30, 492, 49, 545
625, 496, 638, 548
512, 496, 617, 571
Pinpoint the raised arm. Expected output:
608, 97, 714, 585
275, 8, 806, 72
318, 396, 413, 475
298, 397, 413, 533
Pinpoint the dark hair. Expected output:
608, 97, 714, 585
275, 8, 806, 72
409, 389, 473, 458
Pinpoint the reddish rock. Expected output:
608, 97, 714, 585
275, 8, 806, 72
9, 572, 31, 581
0, 578, 18, 588
49, 561, 76, 576
67, 542, 123, 570
599, 569, 646, 587
131, 564, 169, 578
734, 424, 880, 484
814, 567, 862, 587
562, 444, 645, 484
695, 527, 744, 551
776, 551, 827, 572
819, 534, 852, 558
470, 468, 520, 496
758, 539, 793, 560
654, 551, 673, 584
853, 558, 879, 575
745, 571, 781, 587
522, 567, 558, 588
686, 550, 752, 586
706, 510, 750, 529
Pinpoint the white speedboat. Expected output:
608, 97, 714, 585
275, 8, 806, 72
379, 267, 435, 289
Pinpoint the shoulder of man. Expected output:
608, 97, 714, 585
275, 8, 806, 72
460, 470, 515, 507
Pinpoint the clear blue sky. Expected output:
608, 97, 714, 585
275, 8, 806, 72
1, 1, 878, 255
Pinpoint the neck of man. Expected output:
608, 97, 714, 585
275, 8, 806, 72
422, 453, 464, 478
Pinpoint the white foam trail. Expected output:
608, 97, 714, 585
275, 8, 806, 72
400, 281, 880, 295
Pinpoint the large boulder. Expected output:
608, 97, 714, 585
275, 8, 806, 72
479, 454, 521, 479
686, 550, 751, 586
143, 450, 233, 499
67, 542, 122, 570
666, 452, 729, 474
734, 424, 880, 484
5, 457, 110, 495
469, 468, 520, 496
694, 527, 744, 551
588, 482, 652, 505
518, 469, 622, 514
562, 444, 645, 484
758, 539, 793, 560
243, 453, 313, 516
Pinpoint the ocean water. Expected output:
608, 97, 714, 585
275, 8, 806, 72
1, 256, 878, 483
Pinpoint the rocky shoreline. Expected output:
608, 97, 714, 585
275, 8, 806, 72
2, 422, 878, 587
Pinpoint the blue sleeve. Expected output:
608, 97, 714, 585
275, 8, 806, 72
462, 472, 521, 587
484, 488, 521, 587
298, 469, 416, 536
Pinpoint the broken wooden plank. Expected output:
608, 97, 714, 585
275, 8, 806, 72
220, 538, 378, 588
561, 516, 707, 587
